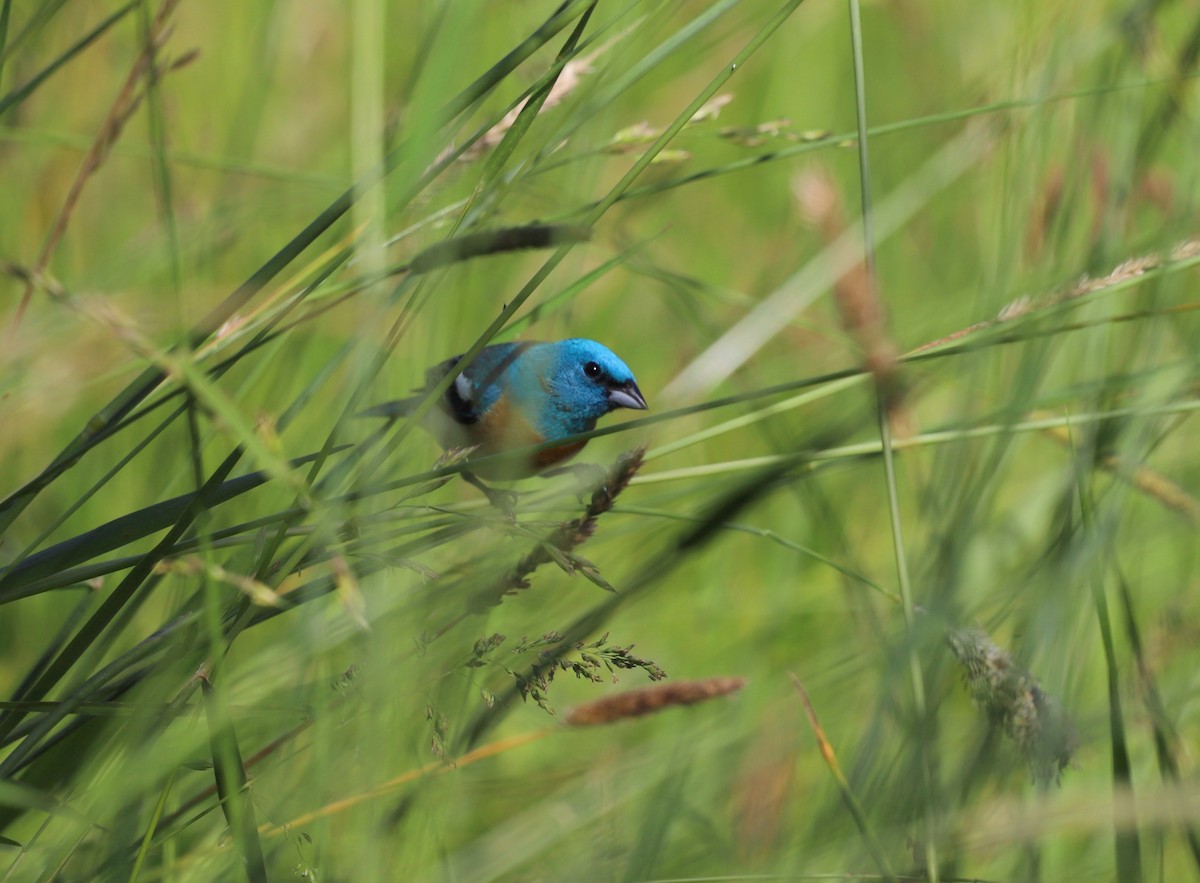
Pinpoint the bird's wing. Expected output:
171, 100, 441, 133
359, 342, 540, 423
426, 342, 537, 426
356, 348, 515, 423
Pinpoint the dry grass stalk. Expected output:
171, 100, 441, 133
564, 676, 744, 727
464, 59, 589, 160
1101, 453, 1199, 521
788, 672, 898, 882
260, 728, 552, 837
9, 0, 193, 331
452, 35, 624, 165
1040, 420, 1199, 521
911, 239, 1200, 521
914, 237, 1200, 354
155, 557, 283, 608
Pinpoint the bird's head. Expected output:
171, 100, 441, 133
548, 338, 647, 428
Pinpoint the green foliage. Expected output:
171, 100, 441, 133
2, 0, 1199, 880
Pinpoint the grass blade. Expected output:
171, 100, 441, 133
789, 672, 898, 882
201, 677, 268, 883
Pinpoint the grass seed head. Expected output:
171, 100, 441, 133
565, 676, 745, 727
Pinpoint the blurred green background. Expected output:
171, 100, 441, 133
1, 1, 1198, 880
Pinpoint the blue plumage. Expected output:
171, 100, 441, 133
366, 338, 646, 480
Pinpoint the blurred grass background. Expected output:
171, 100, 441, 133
1, 0, 1198, 880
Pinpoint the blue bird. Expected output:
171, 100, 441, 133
365, 339, 647, 502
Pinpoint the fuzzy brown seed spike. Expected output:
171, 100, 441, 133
792, 168, 910, 436
564, 676, 745, 727
584, 445, 645, 520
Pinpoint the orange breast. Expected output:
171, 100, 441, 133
473, 395, 535, 450
532, 440, 588, 471
467, 395, 587, 478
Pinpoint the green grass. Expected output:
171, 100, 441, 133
2, 1, 1199, 880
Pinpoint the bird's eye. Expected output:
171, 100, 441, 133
583, 361, 603, 380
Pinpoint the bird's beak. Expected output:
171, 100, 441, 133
608, 380, 648, 411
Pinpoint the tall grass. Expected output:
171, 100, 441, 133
1, 1, 1198, 880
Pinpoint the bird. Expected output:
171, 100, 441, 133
363, 338, 647, 505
